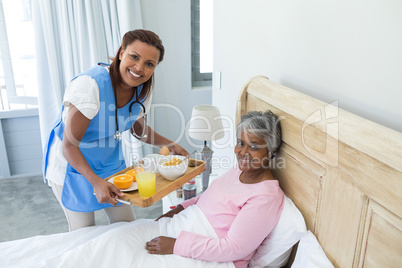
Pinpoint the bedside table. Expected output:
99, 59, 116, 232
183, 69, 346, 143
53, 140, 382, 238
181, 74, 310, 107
162, 173, 219, 213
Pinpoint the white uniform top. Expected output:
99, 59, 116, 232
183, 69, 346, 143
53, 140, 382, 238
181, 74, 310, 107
46, 68, 152, 185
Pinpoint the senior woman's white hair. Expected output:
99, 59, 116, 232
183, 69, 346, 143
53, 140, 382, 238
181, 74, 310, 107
236, 110, 282, 159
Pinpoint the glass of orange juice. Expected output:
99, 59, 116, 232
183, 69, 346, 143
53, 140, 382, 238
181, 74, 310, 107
136, 171, 156, 198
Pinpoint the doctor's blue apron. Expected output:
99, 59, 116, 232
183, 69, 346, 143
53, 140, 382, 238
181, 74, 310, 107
42, 65, 143, 212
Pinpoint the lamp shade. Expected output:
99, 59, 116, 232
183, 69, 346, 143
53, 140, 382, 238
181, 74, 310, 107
188, 105, 224, 141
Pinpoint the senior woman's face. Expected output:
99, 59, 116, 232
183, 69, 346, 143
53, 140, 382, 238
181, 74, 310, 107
119, 40, 160, 88
235, 131, 270, 172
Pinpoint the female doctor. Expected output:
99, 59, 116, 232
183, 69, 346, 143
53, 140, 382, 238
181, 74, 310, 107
43, 29, 188, 231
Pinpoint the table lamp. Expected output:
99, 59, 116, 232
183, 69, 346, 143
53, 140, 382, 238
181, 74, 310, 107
188, 105, 224, 191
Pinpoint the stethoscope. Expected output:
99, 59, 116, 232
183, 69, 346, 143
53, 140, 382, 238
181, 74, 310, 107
98, 62, 148, 141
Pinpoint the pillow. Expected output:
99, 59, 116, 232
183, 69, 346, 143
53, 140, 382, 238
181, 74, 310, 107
291, 231, 334, 268
248, 196, 307, 268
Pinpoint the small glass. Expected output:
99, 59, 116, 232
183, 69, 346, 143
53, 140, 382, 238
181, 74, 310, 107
188, 149, 202, 167
136, 171, 156, 198
183, 179, 197, 200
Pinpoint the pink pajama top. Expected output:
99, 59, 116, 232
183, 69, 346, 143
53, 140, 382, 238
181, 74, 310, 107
174, 166, 284, 268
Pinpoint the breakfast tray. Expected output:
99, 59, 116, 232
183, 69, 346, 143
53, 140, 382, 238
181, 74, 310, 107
104, 159, 206, 207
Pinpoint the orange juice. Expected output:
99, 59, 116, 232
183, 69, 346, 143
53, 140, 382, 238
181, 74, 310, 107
136, 171, 156, 198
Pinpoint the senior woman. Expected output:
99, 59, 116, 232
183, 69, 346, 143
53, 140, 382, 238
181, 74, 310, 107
146, 110, 285, 268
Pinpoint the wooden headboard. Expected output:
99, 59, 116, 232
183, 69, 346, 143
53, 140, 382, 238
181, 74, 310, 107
236, 76, 402, 267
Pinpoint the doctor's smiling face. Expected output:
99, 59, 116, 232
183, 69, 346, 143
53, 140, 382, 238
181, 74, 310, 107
119, 40, 160, 89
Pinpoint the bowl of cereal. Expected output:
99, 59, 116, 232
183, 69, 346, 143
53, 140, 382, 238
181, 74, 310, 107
157, 155, 188, 181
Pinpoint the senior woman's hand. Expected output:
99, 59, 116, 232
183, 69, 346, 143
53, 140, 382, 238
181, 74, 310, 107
155, 205, 184, 221
145, 236, 176, 255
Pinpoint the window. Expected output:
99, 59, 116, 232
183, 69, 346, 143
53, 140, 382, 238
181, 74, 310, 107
191, 0, 213, 88
0, 0, 38, 111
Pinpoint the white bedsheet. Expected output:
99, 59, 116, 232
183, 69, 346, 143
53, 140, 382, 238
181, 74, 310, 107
0, 205, 235, 268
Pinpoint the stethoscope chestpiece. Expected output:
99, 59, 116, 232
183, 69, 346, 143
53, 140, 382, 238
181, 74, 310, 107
114, 131, 122, 141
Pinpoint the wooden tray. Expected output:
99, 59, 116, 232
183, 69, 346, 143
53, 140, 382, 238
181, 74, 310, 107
104, 159, 206, 207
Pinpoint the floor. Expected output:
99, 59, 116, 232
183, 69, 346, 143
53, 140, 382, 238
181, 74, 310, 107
0, 176, 162, 243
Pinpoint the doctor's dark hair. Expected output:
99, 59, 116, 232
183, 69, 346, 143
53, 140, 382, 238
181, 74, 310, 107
109, 29, 165, 102
237, 110, 282, 159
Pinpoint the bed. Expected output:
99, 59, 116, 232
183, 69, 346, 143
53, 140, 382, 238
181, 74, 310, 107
0, 76, 400, 267
236, 76, 402, 267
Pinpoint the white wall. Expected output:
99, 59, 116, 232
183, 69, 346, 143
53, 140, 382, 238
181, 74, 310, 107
212, 0, 402, 175
141, 0, 212, 152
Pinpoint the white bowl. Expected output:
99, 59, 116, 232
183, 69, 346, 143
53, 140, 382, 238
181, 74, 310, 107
157, 155, 188, 181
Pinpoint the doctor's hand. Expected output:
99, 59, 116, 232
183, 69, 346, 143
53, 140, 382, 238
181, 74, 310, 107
93, 178, 124, 206
168, 143, 188, 156
145, 236, 176, 255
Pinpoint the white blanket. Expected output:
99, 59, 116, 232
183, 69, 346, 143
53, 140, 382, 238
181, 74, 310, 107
0, 205, 235, 268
